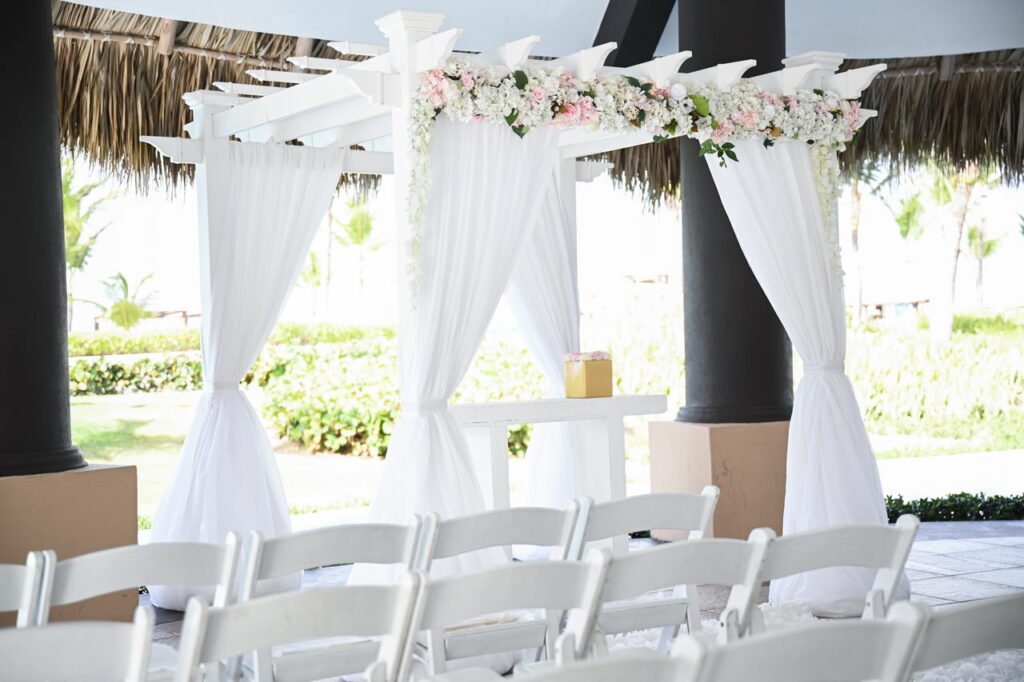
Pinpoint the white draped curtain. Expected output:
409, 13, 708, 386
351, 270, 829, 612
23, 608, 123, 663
706, 139, 900, 616
149, 141, 346, 610
355, 117, 558, 581
506, 177, 580, 508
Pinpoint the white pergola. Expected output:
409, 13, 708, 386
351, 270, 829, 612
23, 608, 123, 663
142, 10, 886, 551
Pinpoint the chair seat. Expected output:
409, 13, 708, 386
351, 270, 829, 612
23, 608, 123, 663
422, 666, 506, 682
147, 642, 178, 681
443, 616, 548, 661
272, 637, 379, 682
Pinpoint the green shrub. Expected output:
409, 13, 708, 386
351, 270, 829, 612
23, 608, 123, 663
68, 323, 393, 357
886, 492, 1024, 522
953, 312, 1024, 335
69, 355, 204, 395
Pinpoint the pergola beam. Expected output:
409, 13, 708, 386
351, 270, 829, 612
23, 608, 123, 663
594, 0, 675, 68
156, 19, 178, 57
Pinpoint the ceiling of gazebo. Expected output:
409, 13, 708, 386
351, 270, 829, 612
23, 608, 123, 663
52, 1, 1023, 201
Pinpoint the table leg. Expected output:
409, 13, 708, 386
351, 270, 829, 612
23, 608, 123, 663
463, 423, 511, 511
572, 417, 628, 554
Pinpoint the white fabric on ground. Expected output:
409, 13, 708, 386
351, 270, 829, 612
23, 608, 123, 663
149, 141, 346, 610
706, 139, 900, 616
506, 176, 580, 508
354, 118, 558, 583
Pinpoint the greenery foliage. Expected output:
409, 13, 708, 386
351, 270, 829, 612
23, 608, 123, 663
886, 493, 1024, 522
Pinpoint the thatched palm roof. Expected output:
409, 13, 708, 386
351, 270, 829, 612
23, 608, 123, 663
53, 2, 377, 194
602, 49, 1024, 206
53, 3, 1021, 202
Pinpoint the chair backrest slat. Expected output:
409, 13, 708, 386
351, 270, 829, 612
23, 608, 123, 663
695, 601, 927, 682
422, 503, 579, 568
176, 574, 421, 682
601, 538, 755, 603
574, 489, 719, 557
253, 520, 420, 580
912, 593, 1024, 673
0, 605, 154, 682
42, 537, 239, 621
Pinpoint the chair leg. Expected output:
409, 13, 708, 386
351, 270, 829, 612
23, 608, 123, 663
656, 624, 681, 655
424, 629, 446, 676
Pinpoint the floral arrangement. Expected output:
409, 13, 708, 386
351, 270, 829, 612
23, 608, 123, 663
565, 351, 611, 362
405, 57, 866, 290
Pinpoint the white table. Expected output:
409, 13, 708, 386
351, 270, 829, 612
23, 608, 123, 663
450, 394, 667, 554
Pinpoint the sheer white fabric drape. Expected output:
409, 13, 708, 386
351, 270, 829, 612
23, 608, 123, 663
355, 118, 557, 582
506, 177, 580, 507
149, 141, 346, 610
706, 139, 899, 616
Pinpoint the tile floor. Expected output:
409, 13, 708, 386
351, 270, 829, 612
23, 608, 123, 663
148, 519, 1024, 646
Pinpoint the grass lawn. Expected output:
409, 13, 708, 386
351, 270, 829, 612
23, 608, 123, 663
73, 390, 1007, 526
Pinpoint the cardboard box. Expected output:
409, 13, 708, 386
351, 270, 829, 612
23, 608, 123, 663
564, 359, 613, 398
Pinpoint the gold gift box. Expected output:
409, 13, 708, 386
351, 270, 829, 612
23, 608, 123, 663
564, 359, 613, 398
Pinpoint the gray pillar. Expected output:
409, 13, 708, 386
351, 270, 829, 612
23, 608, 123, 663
0, 1, 85, 476
676, 0, 793, 423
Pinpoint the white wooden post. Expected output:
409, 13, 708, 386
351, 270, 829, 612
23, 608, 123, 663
463, 424, 512, 511
376, 10, 446, 373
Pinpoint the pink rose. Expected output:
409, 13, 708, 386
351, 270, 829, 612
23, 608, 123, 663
710, 117, 734, 143
531, 87, 546, 104
842, 100, 861, 124
735, 110, 759, 128
560, 102, 579, 124
461, 73, 474, 89
577, 96, 598, 124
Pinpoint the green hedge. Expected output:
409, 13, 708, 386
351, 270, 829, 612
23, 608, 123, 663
70, 355, 203, 395
886, 493, 1024, 522
68, 323, 393, 357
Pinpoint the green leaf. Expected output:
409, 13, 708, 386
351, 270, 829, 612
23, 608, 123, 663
513, 70, 528, 90
725, 149, 738, 162
636, 110, 646, 125
689, 94, 711, 117
623, 75, 642, 88
504, 109, 519, 126
698, 139, 716, 156
813, 88, 825, 96
664, 119, 678, 135
653, 135, 667, 143
511, 125, 528, 138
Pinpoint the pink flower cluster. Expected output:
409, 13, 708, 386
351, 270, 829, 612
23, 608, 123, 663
565, 351, 611, 362
554, 96, 599, 127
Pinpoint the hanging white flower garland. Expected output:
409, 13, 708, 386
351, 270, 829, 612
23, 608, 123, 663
405, 57, 865, 291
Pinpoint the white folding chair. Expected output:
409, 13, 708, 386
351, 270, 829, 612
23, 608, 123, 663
0, 551, 47, 627
406, 552, 611, 680
594, 530, 773, 654
415, 502, 581, 571
174, 574, 422, 682
238, 518, 425, 681
748, 514, 919, 631
688, 600, 927, 682
521, 644, 702, 682
0, 604, 155, 682
38, 535, 240, 679
568, 488, 720, 652
907, 592, 1024, 679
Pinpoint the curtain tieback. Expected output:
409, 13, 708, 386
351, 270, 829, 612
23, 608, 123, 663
206, 382, 241, 392
803, 362, 845, 375
403, 399, 448, 416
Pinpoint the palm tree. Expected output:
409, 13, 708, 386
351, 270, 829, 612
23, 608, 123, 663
848, 161, 893, 320
62, 157, 118, 329
967, 221, 1000, 305
94, 272, 156, 330
333, 200, 382, 294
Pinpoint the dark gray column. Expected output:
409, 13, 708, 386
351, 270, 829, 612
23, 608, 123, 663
676, 0, 793, 423
0, 1, 85, 476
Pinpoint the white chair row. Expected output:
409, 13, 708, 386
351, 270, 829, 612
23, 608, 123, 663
524, 592, 1024, 682
4, 571, 1022, 682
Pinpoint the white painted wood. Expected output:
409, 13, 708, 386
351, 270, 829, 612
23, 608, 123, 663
525, 651, 701, 682
246, 70, 320, 84
463, 424, 511, 512
406, 553, 610, 678
175, 573, 423, 682
450, 395, 665, 426
687, 601, 927, 682
680, 59, 757, 89
328, 41, 387, 57
0, 552, 47, 627
573, 160, 610, 182
213, 82, 285, 97
602, 51, 693, 85
415, 502, 580, 572
140, 136, 204, 164
559, 129, 659, 160
544, 43, 617, 80
0, 605, 154, 682
824, 64, 888, 98
37, 535, 241, 626
452, 395, 665, 551
237, 521, 425, 682
755, 514, 918, 626
287, 55, 355, 72
347, 27, 464, 76
475, 35, 540, 68
909, 592, 1024, 676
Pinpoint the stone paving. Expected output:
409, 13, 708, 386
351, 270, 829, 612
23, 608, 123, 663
148, 519, 1024, 647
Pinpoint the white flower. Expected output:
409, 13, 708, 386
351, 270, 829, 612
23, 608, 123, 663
670, 83, 688, 100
